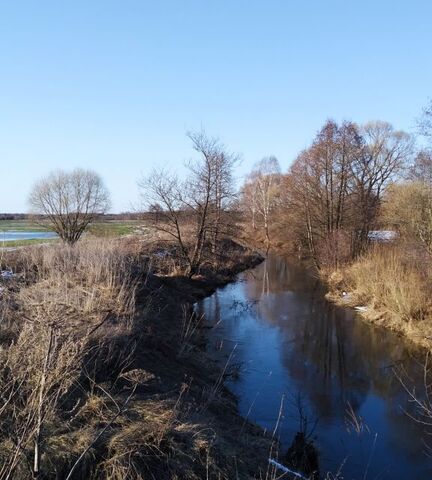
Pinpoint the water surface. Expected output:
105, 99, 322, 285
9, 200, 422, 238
196, 256, 431, 479
0, 231, 57, 242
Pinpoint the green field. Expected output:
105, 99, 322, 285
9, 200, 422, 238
87, 220, 143, 237
0, 220, 48, 232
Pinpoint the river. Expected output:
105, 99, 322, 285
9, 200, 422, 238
195, 256, 432, 479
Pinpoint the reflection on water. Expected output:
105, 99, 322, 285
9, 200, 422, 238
196, 256, 432, 479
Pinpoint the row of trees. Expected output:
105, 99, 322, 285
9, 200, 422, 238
241, 102, 432, 268
27, 100, 432, 273
26, 131, 239, 278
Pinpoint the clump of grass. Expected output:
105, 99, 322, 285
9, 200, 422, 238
345, 245, 431, 322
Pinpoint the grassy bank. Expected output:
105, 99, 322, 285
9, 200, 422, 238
324, 244, 432, 350
0, 236, 279, 479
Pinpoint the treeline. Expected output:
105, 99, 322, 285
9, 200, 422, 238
240, 104, 432, 270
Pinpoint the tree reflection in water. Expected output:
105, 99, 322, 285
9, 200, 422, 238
196, 256, 432, 479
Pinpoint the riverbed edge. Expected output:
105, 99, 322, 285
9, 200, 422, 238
322, 269, 432, 352
131, 244, 280, 477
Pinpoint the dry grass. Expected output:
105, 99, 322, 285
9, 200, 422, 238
0, 238, 141, 479
0, 236, 271, 479
325, 244, 432, 348
346, 245, 430, 322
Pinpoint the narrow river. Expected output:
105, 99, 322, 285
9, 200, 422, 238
196, 256, 432, 479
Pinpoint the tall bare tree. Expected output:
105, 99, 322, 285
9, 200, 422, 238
187, 131, 238, 257
140, 131, 237, 276
243, 157, 281, 251
283, 121, 362, 267
273, 120, 411, 265
29, 169, 110, 245
350, 121, 413, 254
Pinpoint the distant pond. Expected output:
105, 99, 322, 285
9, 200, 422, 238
0, 231, 57, 242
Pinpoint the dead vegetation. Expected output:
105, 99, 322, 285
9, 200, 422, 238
325, 243, 432, 349
0, 235, 270, 479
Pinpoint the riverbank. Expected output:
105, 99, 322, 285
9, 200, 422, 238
0, 236, 276, 479
323, 246, 432, 351
195, 254, 432, 479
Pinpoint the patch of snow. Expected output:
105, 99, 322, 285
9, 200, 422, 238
368, 230, 398, 243
0, 270, 14, 279
355, 306, 368, 312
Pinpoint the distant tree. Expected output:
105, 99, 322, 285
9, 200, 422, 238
29, 169, 110, 244
408, 149, 432, 184
243, 156, 281, 251
417, 99, 432, 140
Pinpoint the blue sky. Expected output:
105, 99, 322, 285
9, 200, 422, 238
1, 1, 431, 212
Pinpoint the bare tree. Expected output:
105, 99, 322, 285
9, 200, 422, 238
244, 157, 281, 251
29, 169, 110, 245
140, 131, 238, 277
272, 120, 411, 265
140, 169, 191, 270
350, 121, 413, 254
408, 149, 432, 184
279, 121, 362, 267
383, 181, 432, 254
417, 99, 432, 140
187, 131, 239, 255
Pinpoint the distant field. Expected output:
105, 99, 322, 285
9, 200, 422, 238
0, 219, 145, 245
0, 220, 48, 232
87, 220, 143, 237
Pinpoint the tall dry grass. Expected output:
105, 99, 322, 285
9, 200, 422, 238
344, 245, 431, 323
0, 236, 272, 479
0, 238, 142, 479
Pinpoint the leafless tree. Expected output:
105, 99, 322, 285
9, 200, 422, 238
408, 149, 432, 185
140, 131, 238, 276
383, 181, 432, 254
28, 168, 110, 245
269, 120, 411, 265
187, 131, 238, 259
350, 121, 413, 254
140, 169, 192, 269
417, 99, 432, 140
243, 156, 281, 251
283, 121, 362, 267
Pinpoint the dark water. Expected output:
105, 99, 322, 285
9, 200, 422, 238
196, 256, 432, 479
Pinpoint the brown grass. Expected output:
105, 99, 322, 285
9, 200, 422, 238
326, 244, 432, 348
0, 235, 271, 479
347, 245, 430, 321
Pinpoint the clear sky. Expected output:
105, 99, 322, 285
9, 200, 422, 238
1, 1, 431, 213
